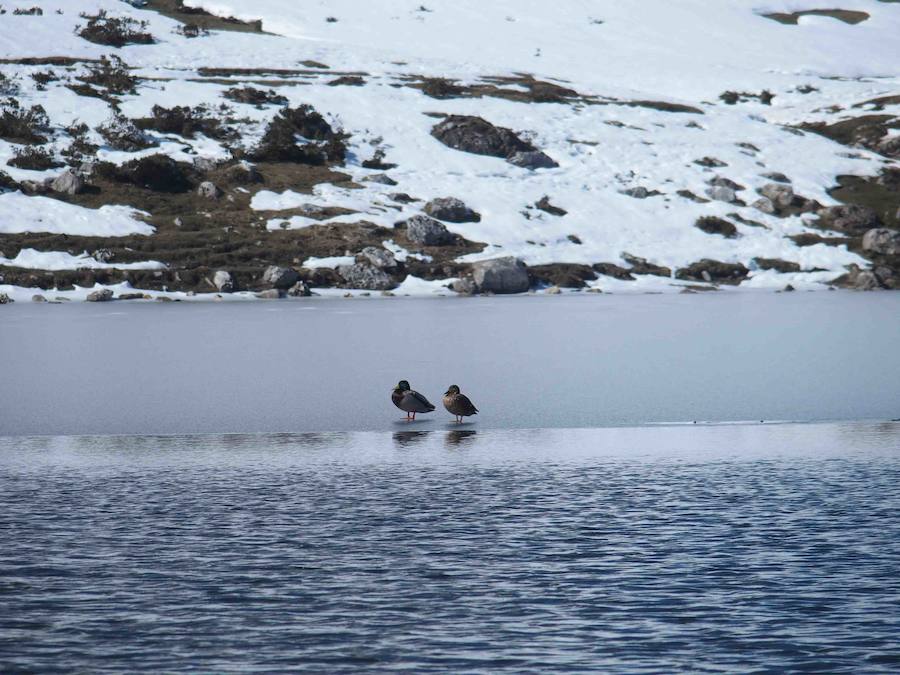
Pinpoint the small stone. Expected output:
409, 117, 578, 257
86, 289, 114, 302
586, 287, 603, 293
507, 150, 559, 169
92, 249, 113, 263
451, 277, 476, 295
255, 289, 283, 299
174, 217, 183, 227
381, 290, 395, 297
31, 294, 46, 302
117, 293, 145, 300
197, 181, 222, 199
621, 186, 649, 199
783, 284, 795, 292
363, 173, 398, 186
156, 296, 175, 302
546, 285, 562, 294
761, 172, 791, 184
0, 293, 13, 304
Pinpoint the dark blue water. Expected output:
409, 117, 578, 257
2, 422, 899, 672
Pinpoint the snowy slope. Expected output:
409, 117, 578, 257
0, 0, 898, 299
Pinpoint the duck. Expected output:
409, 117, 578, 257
391, 380, 435, 420
443, 385, 479, 423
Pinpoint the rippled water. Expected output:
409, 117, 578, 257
2, 422, 899, 672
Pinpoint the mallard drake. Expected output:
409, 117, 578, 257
443, 385, 478, 423
391, 380, 435, 420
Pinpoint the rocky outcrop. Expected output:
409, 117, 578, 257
695, 216, 738, 238
676, 259, 749, 283
593, 262, 635, 280
622, 252, 671, 277
753, 257, 801, 273
86, 288, 114, 302
402, 214, 455, 246
759, 183, 794, 209
528, 263, 596, 288
832, 264, 897, 290
861, 228, 900, 256
431, 115, 557, 168
0, 293, 13, 304
358, 246, 396, 269
471, 256, 529, 294
424, 197, 481, 223
814, 204, 880, 235
262, 265, 300, 289
336, 262, 394, 290
287, 280, 312, 297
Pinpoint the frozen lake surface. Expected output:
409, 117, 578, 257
1, 421, 899, 672
1, 292, 899, 437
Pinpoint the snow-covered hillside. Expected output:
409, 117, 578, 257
0, 0, 898, 301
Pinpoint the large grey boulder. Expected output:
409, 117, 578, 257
51, 169, 84, 195
86, 288, 114, 302
759, 183, 794, 209
403, 214, 455, 246
424, 197, 481, 223
471, 257, 530, 294
815, 204, 880, 235
337, 262, 394, 290
213, 270, 234, 292
861, 228, 900, 256
358, 246, 396, 269
262, 265, 300, 289
507, 150, 559, 170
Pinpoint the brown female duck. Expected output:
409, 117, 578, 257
443, 385, 479, 423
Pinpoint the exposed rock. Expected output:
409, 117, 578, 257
213, 270, 234, 292
694, 156, 727, 168
676, 189, 709, 203
752, 197, 776, 214
222, 161, 262, 184
390, 192, 418, 204
31, 294, 46, 302
622, 252, 671, 277
593, 262, 635, 280
695, 216, 738, 238
336, 262, 394, 290
117, 292, 145, 300
424, 197, 481, 223
255, 289, 283, 299
815, 204, 880, 235
831, 264, 891, 290
358, 246, 396, 269
761, 172, 791, 184
451, 277, 477, 295
197, 181, 221, 199
528, 263, 596, 288
621, 187, 650, 199
287, 281, 312, 297
535, 196, 567, 216
86, 288, 114, 302
861, 228, 900, 256
507, 150, 558, 169
0, 293, 13, 304
759, 183, 794, 209
705, 185, 737, 203
92, 249, 113, 263
708, 176, 745, 191
403, 214, 455, 246
431, 114, 535, 159
471, 257, 529, 294
362, 173, 397, 186
753, 257, 801, 273
262, 265, 300, 289
545, 285, 562, 295
676, 259, 749, 283
50, 169, 84, 195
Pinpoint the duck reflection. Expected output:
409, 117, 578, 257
392, 430, 431, 448
444, 429, 477, 448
